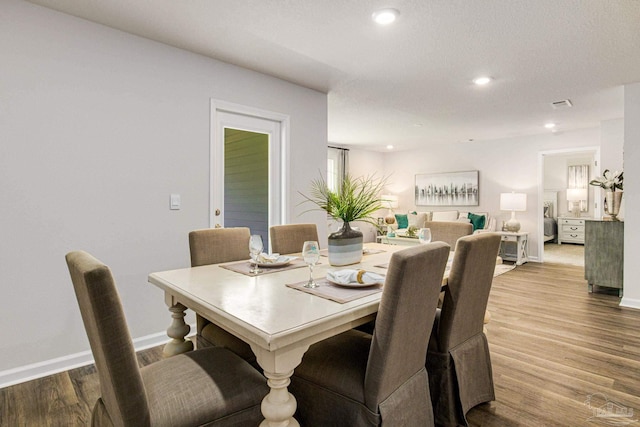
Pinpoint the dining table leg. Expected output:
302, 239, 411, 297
162, 298, 194, 357
251, 344, 309, 427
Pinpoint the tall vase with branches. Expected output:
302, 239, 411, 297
589, 169, 623, 220
301, 173, 387, 266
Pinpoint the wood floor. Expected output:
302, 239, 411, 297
2, 262, 638, 426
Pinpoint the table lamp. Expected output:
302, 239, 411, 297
500, 192, 527, 232
566, 188, 587, 217
380, 195, 398, 224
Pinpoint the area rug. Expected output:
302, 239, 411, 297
493, 264, 516, 277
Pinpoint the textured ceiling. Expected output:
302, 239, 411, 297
25, 0, 640, 151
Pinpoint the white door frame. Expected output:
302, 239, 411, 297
537, 146, 600, 262
210, 100, 290, 229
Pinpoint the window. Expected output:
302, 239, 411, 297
328, 146, 348, 192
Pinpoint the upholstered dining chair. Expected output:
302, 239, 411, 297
188, 227, 256, 364
269, 223, 319, 255
290, 242, 451, 426
65, 250, 268, 427
426, 232, 502, 426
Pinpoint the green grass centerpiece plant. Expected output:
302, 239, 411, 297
301, 173, 387, 266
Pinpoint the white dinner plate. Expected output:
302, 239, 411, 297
326, 270, 385, 287
256, 255, 297, 268
326, 279, 381, 288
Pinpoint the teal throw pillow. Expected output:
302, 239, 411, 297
395, 213, 409, 229
467, 213, 486, 231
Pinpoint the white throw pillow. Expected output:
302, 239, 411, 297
431, 210, 459, 221
408, 212, 427, 228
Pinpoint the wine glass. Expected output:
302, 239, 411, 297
418, 228, 432, 244
302, 240, 320, 288
249, 234, 263, 274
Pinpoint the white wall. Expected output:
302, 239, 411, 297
622, 83, 640, 308
377, 128, 601, 261
600, 119, 625, 218
0, 0, 327, 381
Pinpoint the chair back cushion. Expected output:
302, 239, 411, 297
365, 242, 450, 409
65, 251, 149, 426
424, 220, 473, 248
438, 233, 502, 350
189, 227, 250, 266
269, 223, 319, 255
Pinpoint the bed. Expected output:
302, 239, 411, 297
543, 191, 558, 243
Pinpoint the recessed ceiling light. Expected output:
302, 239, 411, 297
386, 145, 394, 150
372, 9, 399, 25
545, 123, 556, 129
473, 76, 492, 86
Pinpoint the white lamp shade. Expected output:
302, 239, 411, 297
381, 195, 399, 209
500, 192, 527, 211
566, 188, 587, 201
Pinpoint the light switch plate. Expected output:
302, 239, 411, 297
170, 194, 181, 210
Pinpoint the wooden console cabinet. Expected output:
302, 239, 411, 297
584, 220, 623, 296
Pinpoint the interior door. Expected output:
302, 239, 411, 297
211, 104, 286, 250
223, 128, 269, 246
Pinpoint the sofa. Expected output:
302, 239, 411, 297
388, 210, 496, 236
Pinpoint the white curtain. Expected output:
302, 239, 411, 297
328, 146, 349, 192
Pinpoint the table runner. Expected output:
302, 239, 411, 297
220, 258, 308, 276
286, 278, 383, 303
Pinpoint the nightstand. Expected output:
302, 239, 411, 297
557, 217, 587, 245
496, 231, 529, 265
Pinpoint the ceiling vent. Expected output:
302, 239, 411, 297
551, 99, 573, 109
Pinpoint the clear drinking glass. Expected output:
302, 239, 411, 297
302, 240, 320, 288
418, 228, 432, 244
249, 234, 264, 274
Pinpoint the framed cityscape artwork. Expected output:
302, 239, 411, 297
415, 170, 479, 206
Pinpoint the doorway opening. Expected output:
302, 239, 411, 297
538, 147, 600, 265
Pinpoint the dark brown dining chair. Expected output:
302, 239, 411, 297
188, 227, 256, 364
290, 242, 451, 426
65, 250, 267, 427
269, 223, 319, 255
426, 232, 502, 426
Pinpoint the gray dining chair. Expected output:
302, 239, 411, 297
188, 227, 256, 364
290, 242, 451, 426
269, 223, 319, 255
65, 250, 268, 427
426, 232, 502, 426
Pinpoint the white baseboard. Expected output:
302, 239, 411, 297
0, 326, 195, 389
620, 296, 640, 309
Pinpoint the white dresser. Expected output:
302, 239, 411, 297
557, 217, 588, 245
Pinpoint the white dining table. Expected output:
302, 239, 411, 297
148, 243, 448, 427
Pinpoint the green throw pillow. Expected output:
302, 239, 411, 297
467, 213, 486, 231
394, 213, 409, 229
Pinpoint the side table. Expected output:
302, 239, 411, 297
496, 231, 529, 265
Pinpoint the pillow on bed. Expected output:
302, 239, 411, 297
543, 205, 550, 218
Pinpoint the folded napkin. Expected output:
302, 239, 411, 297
327, 269, 385, 286
257, 253, 280, 263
